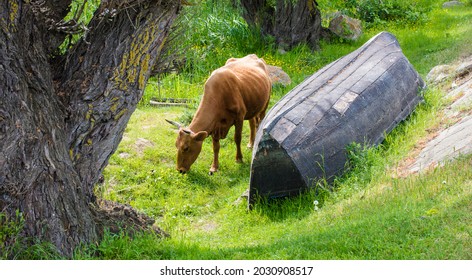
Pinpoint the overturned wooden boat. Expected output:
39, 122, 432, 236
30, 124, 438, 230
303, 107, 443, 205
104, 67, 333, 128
249, 32, 425, 205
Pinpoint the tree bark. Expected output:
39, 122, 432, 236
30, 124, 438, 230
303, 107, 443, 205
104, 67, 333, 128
239, 0, 322, 50
0, 0, 181, 257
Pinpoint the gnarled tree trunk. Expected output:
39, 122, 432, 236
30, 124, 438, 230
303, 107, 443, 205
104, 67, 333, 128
0, 0, 181, 257
239, 0, 322, 50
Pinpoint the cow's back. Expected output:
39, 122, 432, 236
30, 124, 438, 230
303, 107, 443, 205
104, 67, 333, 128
210, 54, 271, 119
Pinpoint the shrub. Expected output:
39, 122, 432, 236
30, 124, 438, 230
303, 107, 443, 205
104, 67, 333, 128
321, 0, 434, 27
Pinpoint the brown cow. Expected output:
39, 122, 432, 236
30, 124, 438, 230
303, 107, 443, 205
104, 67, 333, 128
167, 54, 271, 174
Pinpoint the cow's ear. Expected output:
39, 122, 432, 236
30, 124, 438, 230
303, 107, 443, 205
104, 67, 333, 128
192, 131, 208, 142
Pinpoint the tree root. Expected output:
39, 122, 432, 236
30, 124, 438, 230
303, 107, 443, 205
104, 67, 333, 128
93, 199, 169, 239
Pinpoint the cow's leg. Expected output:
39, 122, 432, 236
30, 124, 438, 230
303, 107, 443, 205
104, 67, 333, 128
234, 120, 244, 163
248, 117, 256, 149
258, 109, 267, 126
210, 137, 220, 175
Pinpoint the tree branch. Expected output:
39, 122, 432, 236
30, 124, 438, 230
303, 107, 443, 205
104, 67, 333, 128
57, 0, 181, 189
28, 0, 74, 53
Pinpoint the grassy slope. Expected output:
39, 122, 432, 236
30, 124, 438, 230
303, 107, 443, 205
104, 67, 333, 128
75, 4, 472, 259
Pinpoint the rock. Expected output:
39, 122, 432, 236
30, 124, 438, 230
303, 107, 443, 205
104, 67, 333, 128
426, 64, 454, 85
409, 115, 472, 173
445, 75, 472, 102
442, 1, 465, 8
406, 56, 472, 174
455, 59, 472, 77
277, 47, 287, 55
134, 138, 155, 155
266, 65, 291, 86
426, 56, 472, 86
328, 14, 362, 41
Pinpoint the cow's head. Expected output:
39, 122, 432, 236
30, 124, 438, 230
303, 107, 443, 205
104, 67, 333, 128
166, 119, 208, 174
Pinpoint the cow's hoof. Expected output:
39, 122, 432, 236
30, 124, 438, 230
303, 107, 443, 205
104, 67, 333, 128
247, 144, 253, 149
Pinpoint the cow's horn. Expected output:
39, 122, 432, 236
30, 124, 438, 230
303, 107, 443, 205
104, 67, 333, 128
165, 119, 182, 129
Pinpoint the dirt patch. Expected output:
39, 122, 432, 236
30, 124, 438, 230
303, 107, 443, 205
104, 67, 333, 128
118, 152, 131, 159
196, 220, 219, 233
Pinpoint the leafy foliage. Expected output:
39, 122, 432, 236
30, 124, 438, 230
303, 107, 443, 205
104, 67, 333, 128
355, 0, 430, 25
318, 0, 437, 27
58, 0, 101, 54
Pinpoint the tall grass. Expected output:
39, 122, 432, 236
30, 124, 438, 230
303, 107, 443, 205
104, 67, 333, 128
0, 211, 61, 260
177, 1, 271, 81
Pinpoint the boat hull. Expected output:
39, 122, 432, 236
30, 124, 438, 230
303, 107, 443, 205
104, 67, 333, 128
249, 32, 425, 205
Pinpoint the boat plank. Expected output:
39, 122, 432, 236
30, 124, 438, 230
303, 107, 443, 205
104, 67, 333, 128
249, 32, 425, 206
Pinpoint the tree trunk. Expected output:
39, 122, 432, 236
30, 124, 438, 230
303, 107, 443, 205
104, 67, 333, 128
0, 0, 181, 258
239, 0, 322, 50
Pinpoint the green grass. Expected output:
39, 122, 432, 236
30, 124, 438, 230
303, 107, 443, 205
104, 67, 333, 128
76, 153, 472, 259
74, 83, 471, 259
1, 211, 62, 259
71, 1, 472, 260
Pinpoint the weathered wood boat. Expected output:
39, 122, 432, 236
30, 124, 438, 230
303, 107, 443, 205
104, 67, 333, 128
249, 32, 425, 205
